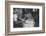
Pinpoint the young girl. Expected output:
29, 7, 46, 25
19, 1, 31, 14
23, 12, 35, 27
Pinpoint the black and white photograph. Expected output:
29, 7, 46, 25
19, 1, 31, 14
13, 8, 39, 28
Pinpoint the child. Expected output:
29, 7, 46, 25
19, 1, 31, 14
23, 12, 35, 27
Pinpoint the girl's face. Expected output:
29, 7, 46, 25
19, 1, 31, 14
25, 13, 33, 19
26, 13, 31, 17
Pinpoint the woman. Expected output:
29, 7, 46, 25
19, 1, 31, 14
13, 8, 23, 28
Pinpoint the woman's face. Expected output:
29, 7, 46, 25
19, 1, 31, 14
13, 14, 18, 21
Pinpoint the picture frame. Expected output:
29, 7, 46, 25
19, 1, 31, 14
5, 0, 45, 36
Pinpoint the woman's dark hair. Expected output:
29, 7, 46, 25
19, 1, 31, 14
13, 8, 18, 14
